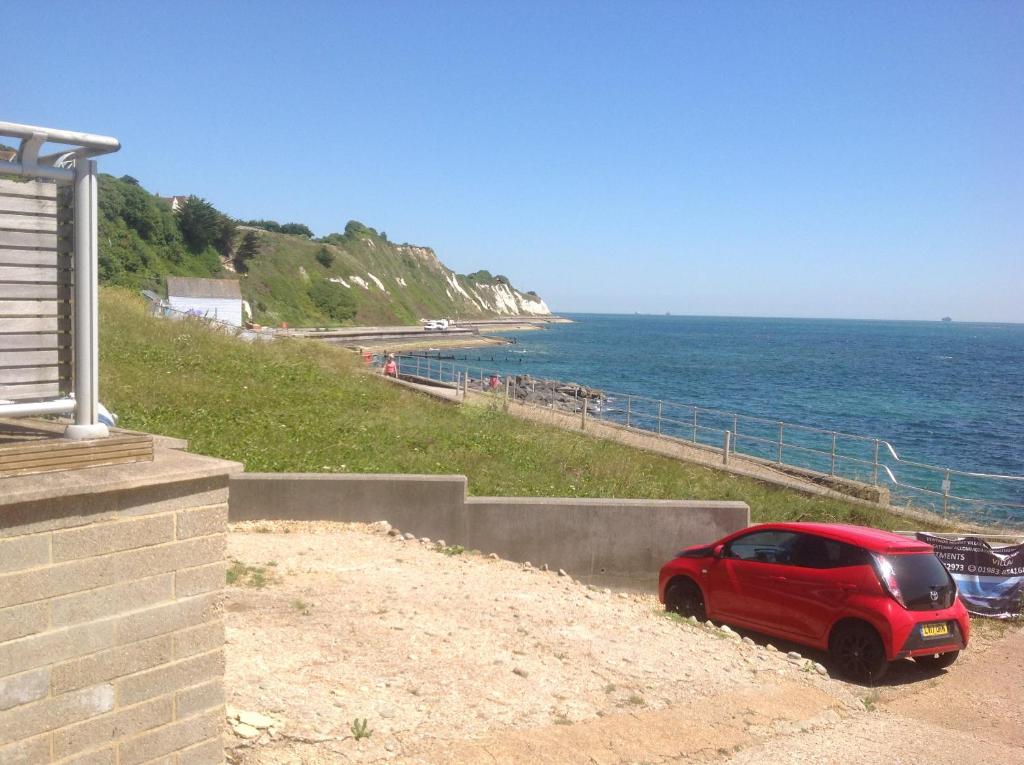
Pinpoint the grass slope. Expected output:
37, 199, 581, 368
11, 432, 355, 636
100, 288, 933, 529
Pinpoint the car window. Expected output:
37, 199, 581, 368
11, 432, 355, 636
790, 534, 868, 569
724, 531, 800, 565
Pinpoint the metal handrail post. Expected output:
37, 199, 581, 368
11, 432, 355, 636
65, 158, 107, 439
692, 407, 698, 443
831, 432, 837, 476
723, 430, 731, 465
942, 469, 951, 517
582, 398, 588, 430
873, 439, 880, 485
657, 401, 663, 435
626, 395, 632, 428
777, 423, 785, 463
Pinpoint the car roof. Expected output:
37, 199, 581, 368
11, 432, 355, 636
734, 522, 932, 554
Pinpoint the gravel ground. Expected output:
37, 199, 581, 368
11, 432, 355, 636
224, 521, 1023, 765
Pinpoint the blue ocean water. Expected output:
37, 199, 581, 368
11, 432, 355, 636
446, 315, 1024, 516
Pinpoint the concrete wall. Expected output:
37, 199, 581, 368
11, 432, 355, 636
0, 448, 241, 765
229, 473, 749, 586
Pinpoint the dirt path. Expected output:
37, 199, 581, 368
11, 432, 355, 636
224, 522, 1024, 765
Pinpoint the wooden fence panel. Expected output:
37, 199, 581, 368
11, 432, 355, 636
0, 180, 73, 402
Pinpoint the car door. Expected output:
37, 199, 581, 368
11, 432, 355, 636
779, 534, 869, 642
704, 530, 801, 631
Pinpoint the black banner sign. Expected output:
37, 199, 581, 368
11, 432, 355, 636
916, 533, 1024, 619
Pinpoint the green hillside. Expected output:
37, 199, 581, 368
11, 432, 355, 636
96, 175, 548, 327
99, 287, 938, 532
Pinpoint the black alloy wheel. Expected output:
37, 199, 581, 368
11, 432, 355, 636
914, 650, 960, 670
829, 622, 889, 684
664, 579, 707, 621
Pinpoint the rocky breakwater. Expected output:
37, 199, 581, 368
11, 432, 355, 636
509, 374, 604, 412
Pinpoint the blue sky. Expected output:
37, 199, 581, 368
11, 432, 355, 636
6, 1, 1022, 321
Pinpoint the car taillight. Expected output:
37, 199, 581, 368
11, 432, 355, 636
870, 553, 907, 608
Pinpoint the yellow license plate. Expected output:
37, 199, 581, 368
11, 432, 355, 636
921, 623, 949, 638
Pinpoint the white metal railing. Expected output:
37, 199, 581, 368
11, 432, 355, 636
0, 120, 120, 438
381, 353, 1024, 528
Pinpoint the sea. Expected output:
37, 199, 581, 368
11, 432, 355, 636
433, 314, 1024, 521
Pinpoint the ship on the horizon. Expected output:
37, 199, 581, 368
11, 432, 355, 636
941, 316, 952, 322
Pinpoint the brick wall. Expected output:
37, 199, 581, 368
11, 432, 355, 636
0, 449, 240, 765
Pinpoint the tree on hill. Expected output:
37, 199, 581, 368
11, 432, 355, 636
244, 219, 282, 233
280, 222, 313, 238
344, 220, 377, 237
234, 231, 261, 273
214, 217, 238, 259
177, 196, 221, 253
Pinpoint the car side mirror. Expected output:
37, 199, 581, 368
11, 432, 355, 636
713, 544, 724, 559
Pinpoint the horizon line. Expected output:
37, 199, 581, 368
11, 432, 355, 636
549, 311, 1024, 326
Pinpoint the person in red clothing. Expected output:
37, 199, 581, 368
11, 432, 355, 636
489, 373, 500, 391
383, 354, 398, 377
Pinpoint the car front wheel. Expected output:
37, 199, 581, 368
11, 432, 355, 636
914, 650, 959, 670
829, 622, 889, 684
664, 578, 707, 621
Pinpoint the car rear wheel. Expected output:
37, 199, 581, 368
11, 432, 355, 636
829, 622, 889, 684
914, 650, 959, 670
665, 578, 706, 621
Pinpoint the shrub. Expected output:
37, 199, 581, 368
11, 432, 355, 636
308, 279, 356, 322
315, 246, 335, 268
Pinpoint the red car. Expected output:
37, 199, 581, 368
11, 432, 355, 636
659, 522, 969, 682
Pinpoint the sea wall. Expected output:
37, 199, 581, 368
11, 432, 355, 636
0, 448, 241, 764
228, 473, 749, 586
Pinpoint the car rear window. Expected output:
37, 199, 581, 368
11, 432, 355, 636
889, 553, 953, 600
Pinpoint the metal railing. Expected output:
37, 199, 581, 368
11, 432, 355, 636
380, 353, 1024, 528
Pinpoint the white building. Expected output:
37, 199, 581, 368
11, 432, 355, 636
166, 277, 244, 327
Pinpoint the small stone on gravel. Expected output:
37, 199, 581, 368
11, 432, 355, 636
787, 651, 802, 660
488, 553, 499, 559
388, 528, 400, 537
742, 637, 755, 646
403, 532, 415, 540
512, 667, 529, 678
237, 710, 277, 729
814, 662, 829, 675
437, 540, 446, 547
419, 537, 431, 544
233, 722, 260, 739
558, 569, 568, 577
